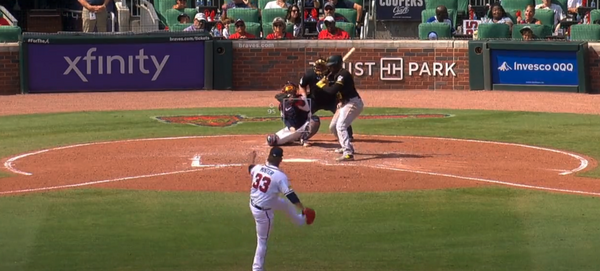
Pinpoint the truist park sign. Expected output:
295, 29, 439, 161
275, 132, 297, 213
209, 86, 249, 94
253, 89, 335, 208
22, 33, 209, 93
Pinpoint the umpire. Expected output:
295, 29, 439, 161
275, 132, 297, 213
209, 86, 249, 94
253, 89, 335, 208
298, 57, 355, 141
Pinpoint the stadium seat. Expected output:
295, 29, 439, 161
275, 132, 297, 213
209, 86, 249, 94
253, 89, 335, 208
0, 26, 21, 42
335, 8, 358, 24
458, 0, 469, 15
335, 22, 356, 38
227, 8, 260, 23
569, 24, 600, 41
421, 8, 457, 28
534, 0, 568, 13
184, 8, 198, 20
533, 8, 555, 27
425, 0, 458, 10
170, 22, 193, 31
591, 9, 600, 23
261, 8, 287, 25
164, 8, 183, 27
228, 21, 262, 37
476, 23, 511, 39
262, 22, 294, 37
511, 24, 552, 39
418, 22, 452, 39
501, 0, 534, 11
485, 9, 519, 24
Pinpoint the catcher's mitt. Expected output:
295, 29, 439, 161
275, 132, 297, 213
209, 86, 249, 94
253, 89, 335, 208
303, 207, 316, 225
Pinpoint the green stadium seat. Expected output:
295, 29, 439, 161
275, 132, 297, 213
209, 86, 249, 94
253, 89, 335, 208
511, 24, 552, 40
421, 9, 457, 28
570, 24, 600, 41
533, 8, 556, 27
228, 21, 262, 37
425, 0, 458, 10
0, 26, 21, 42
170, 23, 193, 31
476, 23, 511, 39
418, 22, 452, 39
501, 0, 534, 11
262, 22, 294, 37
183, 8, 197, 20
261, 8, 287, 26
592, 9, 600, 23
335, 22, 356, 38
335, 8, 358, 24
227, 8, 260, 23
164, 8, 183, 27
458, 0, 469, 14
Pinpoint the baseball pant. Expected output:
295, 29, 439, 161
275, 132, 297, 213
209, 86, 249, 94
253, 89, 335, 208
313, 104, 354, 139
329, 97, 364, 155
250, 197, 305, 271
274, 116, 319, 145
82, 8, 108, 33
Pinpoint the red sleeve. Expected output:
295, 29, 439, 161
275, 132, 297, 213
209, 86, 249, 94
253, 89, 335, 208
286, 32, 294, 39
343, 30, 350, 39
318, 30, 328, 39
228, 33, 239, 39
266, 33, 275, 39
247, 33, 257, 38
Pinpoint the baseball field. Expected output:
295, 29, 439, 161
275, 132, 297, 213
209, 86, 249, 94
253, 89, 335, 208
2, 90, 600, 271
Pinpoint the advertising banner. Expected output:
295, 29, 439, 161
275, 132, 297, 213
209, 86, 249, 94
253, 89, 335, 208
490, 49, 579, 86
26, 41, 205, 93
462, 20, 481, 35
376, 0, 425, 21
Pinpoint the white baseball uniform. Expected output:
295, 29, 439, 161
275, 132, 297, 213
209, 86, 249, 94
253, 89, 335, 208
249, 163, 306, 271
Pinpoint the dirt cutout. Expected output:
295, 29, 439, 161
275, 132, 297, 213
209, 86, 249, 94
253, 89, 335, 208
1, 134, 598, 197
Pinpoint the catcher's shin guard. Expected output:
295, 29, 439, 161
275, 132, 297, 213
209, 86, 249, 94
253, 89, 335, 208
305, 115, 320, 140
266, 134, 278, 146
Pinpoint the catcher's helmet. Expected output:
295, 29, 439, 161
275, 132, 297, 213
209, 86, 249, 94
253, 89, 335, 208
313, 57, 328, 76
282, 81, 298, 95
266, 134, 278, 146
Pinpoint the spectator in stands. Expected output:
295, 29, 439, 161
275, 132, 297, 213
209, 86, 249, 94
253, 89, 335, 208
517, 5, 542, 24
264, 0, 290, 9
536, 0, 564, 26
222, 0, 255, 19
566, 0, 582, 16
317, 2, 348, 32
326, 0, 362, 28
178, 13, 191, 23
520, 26, 536, 40
481, 3, 514, 31
78, 0, 111, 33
318, 16, 350, 39
305, 0, 321, 10
229, 19, 257, 39
426, 5, 456, 34
222, 18, 233, 38
286, 4, 303, 37
210, 21, 225, 37
173, 0, 187, 10
267, 17, 294, 39
184, 13, 207, 31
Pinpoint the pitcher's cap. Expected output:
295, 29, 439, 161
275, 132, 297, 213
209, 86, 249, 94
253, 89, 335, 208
269, 146, 284, 158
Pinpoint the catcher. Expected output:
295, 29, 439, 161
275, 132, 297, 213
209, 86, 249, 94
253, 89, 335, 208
266, 82, 321, 147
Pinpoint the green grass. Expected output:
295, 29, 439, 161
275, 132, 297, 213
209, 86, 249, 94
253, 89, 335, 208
1, 188, 600, 271
1, 107, 600, 270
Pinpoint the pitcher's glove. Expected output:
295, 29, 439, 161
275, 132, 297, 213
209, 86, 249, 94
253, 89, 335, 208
302, 207, 316, 225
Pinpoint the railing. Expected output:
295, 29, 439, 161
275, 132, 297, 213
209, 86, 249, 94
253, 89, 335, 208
0, 5, 18, 25
61, 9, 117, 32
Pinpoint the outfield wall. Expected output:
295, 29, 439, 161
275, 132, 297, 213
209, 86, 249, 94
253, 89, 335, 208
2, 37, 600, 95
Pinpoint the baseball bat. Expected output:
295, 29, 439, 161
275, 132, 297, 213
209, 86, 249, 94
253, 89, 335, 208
342, 47, 356, 62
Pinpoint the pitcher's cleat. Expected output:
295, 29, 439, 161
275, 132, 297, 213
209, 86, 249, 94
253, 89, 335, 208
336, 154, 354, 161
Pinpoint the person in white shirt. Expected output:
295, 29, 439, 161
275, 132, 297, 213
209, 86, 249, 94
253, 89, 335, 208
536, 0, 565, 26
264, 0, 290, 9
248, 147, 315, 271
566, 0, 582, 15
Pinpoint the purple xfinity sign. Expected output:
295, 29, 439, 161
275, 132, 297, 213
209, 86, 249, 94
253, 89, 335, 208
26, 41, 205, 93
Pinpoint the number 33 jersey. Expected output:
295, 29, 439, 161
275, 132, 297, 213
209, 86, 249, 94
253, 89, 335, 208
250, 164, 294, 209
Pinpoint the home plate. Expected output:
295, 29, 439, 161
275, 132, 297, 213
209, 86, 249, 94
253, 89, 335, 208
283, 158, 318, 163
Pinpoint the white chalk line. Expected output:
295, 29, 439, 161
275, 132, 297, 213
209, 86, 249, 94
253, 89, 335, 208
0, 163, 243, 195
3, 134, 589, 177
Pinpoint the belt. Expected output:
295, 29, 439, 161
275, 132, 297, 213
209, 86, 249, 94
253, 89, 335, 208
251, 200, 271, 211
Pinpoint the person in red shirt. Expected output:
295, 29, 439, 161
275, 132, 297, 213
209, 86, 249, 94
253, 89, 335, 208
228, 19, 257, 39
266, 17, 294, 39
318, 16, 350, 40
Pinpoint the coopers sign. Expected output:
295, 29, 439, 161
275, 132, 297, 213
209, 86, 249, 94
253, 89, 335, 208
376, 0, 425, 21
25, 40, 205, 93
309, 57, 456, 80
